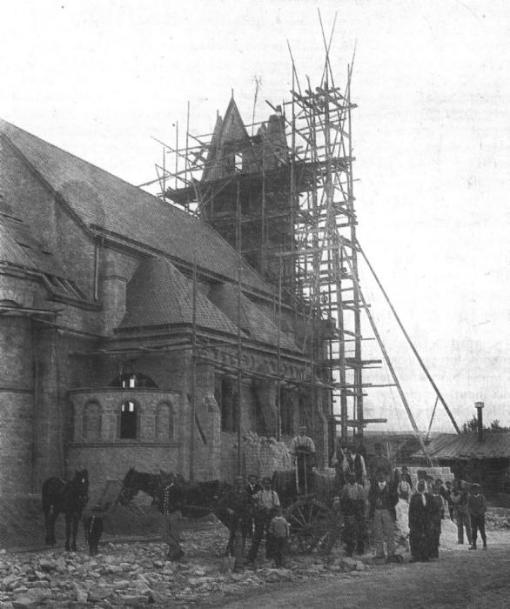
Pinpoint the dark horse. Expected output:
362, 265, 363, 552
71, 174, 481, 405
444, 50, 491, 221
118, 468, 230, 517
118, 468, 234, 555
42, 469, 89, 551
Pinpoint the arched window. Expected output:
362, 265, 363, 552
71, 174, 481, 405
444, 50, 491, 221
110, 372, 158, 388
156, 402, 175, 441
120, 400, 138, 439
83, 401, 101, 441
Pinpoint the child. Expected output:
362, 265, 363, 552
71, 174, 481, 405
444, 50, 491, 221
267, 507, 290, 567
341, 472, 366, 556
84, 503, 108, 556
468, 483, 487, 550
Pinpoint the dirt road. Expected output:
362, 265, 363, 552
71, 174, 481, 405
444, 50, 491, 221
211, 542, 510, 609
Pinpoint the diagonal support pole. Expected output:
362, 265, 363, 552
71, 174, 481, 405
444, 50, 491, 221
340, 245, 432, 464
357, 240, 460, 434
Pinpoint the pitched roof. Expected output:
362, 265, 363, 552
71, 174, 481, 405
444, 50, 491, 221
208, 283, 298, 351
0, 203, 66, 278
119, 257, 239, 335
414, 432, 510, 460
0, 119, 270, 294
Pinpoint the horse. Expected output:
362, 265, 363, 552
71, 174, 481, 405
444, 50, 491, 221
118, 468, 235, 557
42, 469, 89, 551
117, 468, 185, 510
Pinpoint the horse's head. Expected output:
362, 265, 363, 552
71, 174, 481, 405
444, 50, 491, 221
71, 469, 89, 507
118, 467, 139, 505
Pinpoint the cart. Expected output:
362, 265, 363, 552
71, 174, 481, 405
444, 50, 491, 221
272, 449, 336, 553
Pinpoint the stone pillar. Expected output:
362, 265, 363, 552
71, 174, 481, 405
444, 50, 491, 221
204, 394, 221, 479
0, 315, 34, 495
33, 326, 64, 489
100, 254, 127, 335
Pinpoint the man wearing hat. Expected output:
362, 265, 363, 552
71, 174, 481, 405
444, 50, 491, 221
219, 475, 253, 571
289, 425, 316, 493
468, 483, 487, 550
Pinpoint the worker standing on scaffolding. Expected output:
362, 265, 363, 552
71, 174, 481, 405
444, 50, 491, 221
289, 425, 316, 494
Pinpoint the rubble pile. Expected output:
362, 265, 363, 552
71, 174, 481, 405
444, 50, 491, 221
0, 521, 356, 609
486, 508, 510, 530
242, 432, 293, 478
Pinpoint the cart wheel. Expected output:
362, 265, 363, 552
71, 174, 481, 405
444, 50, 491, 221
285, 498, 332, 554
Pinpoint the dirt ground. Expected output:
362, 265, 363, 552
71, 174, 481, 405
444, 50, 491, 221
1, 501, 509, 608
208, 531, 510, 609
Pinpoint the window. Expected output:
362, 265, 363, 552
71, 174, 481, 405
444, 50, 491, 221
83, 401, 101, 441
215, 375, 237, 432
280, 388, 294, 436
110, 372, 158, 389
234, 152, 243, 172
120, 400, 138, 439
156, 402, 175, 441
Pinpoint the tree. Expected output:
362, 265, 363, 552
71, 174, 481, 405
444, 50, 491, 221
461, 416, 510, 433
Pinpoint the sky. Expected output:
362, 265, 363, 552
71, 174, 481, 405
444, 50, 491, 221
1, 0, 509, 432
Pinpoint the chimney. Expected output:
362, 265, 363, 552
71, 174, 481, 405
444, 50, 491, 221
475, 401, 484, 442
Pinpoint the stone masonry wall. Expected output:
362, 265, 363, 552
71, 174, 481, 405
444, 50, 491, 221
67, 388, 184, 496
0, 315, 34, 495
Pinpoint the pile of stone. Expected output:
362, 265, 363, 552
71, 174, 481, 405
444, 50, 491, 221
486, 508, 510, 530
242, 431, 293, 478
0, 519, 360, 609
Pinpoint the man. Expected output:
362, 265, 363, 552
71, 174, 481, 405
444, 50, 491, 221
468, 483, 487, 551
245, 474, 262, 538
289, 426, 316, 493
409, 479, 432, 562
368, 469, 398, 561
342, 445, 367, 486
218, 475, 253, 571
369, 443, 392, 482
341, 472, 367, 556
450, 479, 472, 545
246, 474, 262, 497
429, 480, 445, 559
161, 479, 185, 561
247, 477, 280, 564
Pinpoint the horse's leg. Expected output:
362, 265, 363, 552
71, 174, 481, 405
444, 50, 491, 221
71, 513, 79, 551
47, 509, 57, 546
65, 513, 72, 551
43, 508, 52, 545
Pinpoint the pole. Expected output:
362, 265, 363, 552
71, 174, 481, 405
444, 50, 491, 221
189, 251, 197, 481
357, 241, 461, 434
236, 178, 243, 475
341, 245, 432, 464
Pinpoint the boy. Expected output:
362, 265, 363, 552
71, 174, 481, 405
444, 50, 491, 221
468, 483, 487, 550
340, 472, 366, 556
84, 503, 108, 556
267, 507, 290, 567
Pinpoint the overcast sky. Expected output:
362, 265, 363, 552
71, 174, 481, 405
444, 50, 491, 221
1, 0, 509, 432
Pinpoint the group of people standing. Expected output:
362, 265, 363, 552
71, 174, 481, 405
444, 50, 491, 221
220, 473, 288, 572
333, 441, 489, 563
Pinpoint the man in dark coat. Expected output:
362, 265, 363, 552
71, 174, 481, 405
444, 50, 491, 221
218, 475, 253, 570
368, 469, 399, 561
429, 480, 445, 559
451, 479, 472, 545
409, 479, 432, 562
